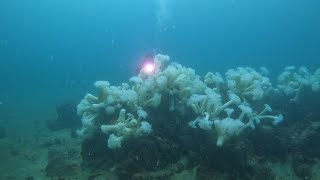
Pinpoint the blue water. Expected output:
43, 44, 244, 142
0, 0, 320, 112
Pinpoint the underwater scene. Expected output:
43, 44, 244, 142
1, 0, 320, 179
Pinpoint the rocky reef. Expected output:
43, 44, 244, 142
45, 54, 320, 179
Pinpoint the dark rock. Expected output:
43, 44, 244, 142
88, 172, 118, 180
247, 157, 275, 180
45, 144, 79, 177
25, 175, 34, 180
293, 163, 313, 179
46, 102, 81, 131
297, 121, 320, 158
251, 127, 289, 161
0, 126, 6, 139
9, 149, 20, 156
81, 133, 115, 173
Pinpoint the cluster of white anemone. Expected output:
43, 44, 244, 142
225, 67, 272, 101
77, 54, 318, 149
277, 66, 320, 102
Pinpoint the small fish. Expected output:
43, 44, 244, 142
0, 101, 3, 105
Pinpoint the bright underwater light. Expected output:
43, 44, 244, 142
141, 61, 156, 75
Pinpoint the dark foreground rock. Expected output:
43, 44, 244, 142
46, 102, 81, 131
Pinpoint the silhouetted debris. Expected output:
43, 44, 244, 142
46, 102, 80, 131
0, 126, 6, 139
9, 148, 20, 156
25, 175, 34, 180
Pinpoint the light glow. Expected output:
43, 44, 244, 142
142, 62, 156, 74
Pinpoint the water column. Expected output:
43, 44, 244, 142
155, 0, 170, 32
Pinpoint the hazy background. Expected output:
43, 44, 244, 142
0, 0, 319, 124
